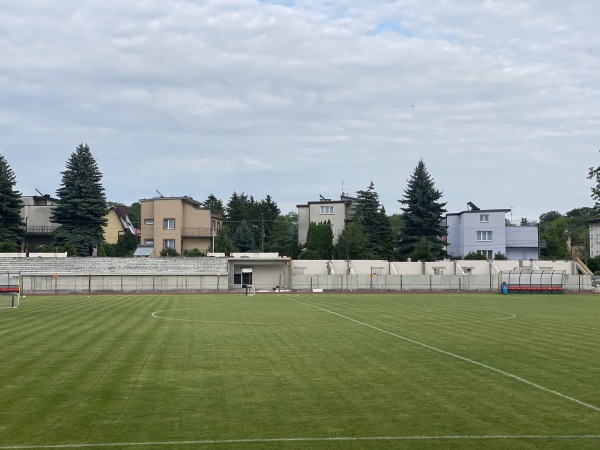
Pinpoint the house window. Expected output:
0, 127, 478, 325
477, 250, 493, 259
144, 219, 154, 225
320, 206, 334, 214
163, 239, 175, 249
144, 239, 154, 245
164, 218, 175, 230
330, 223, 335, 234
477, 231, 493, 241
479, 214, 489, 223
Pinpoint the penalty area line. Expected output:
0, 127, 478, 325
281, 296, 600, 413
2, 435, 600, 449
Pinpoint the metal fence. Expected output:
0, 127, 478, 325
292, 274, 594, 293
22, 273, 229, 294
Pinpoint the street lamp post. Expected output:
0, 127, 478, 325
260, 213, 264, 253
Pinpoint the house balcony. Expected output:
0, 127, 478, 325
26, 226, 60, 236
181, 227, 214, 238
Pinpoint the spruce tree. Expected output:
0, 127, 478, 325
51, 144, 108, 256
0, 154, 25, 245
398, 160, 447, 260
353, 182, 393, 259
257, 195, 280, 248
233, 220, 256, 252
202, 194, 224, 215
225, 192, 251, 236
214, 225, 236, 254
266, 213, 299, 258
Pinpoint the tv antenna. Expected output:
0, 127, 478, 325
156, 190, 165, 198
341, 180, 348, 196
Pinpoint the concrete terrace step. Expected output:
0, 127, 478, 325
0, 257, 229, 274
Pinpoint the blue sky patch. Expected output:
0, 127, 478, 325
370, 21, 413, 37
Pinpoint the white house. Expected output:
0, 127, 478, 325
586, 218, 600, 257
446, 203, 538, 260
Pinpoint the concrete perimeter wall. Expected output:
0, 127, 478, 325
15, 272, 594, 294
2, 256, 594, 294
291, 274, 593, 292
22, 273, 229, 294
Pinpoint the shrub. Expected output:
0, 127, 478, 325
0, 241, 20, 252
184, 248, 205, 257
464, 251, 487, 260
160, 248, 180, 257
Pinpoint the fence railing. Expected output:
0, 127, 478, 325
26, 226, 59, 235
181, 227, 213, 237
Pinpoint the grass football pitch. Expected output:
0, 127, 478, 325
1, 292, 599, 449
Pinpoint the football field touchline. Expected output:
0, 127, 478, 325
2, 435, 600, 449
281, 296, 600, 413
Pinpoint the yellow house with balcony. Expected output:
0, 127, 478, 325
139, 196, 221, 257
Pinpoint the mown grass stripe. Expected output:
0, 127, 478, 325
282, 295, 600, 412
1, 434, 600, 449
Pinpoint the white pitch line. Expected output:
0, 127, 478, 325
282, 295, 600, 413
151, 309, 275, 325
2, 435, 600, 449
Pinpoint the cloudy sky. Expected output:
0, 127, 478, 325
1, 0, 599, 223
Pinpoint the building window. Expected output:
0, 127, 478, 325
330, 223, 335, 234
320, 206, 334, 214
477, 231, 492, 241
479, 214, 489, 223
144, 239, 154, 245
164, 218, 175, 230
163, 239, 175, 249
233, 272, 253, 286
144, 219, 154, 225
477, 250, 493, 259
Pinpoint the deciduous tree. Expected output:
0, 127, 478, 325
334, 222, 368, 260
540, 217, 570, 260
588, 164, 600, 209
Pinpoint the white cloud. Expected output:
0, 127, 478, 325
0, 0, 598, 220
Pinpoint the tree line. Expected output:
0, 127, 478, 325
1, 146, 600, 266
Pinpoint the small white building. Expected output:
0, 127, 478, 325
586, 218, 600, 257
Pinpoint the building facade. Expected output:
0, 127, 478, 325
297, 195, 357, 245
586, 218, 600, 257
140, 196, 221, 257
103, 206, 137, 244
20, 195, 60, 250
446, 206, 538, 260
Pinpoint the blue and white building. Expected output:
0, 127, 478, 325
446, 204, 539, 260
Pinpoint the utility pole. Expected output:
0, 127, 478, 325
261, 213, 264, 253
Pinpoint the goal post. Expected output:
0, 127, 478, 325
0, 273, 21, 309
245, 284, 256, 297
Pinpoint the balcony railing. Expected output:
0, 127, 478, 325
26, 226, 60, 235
181, 227, 213, 237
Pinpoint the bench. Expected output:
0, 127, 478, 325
0, 286, 19, 293
506, 285, 563, 293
